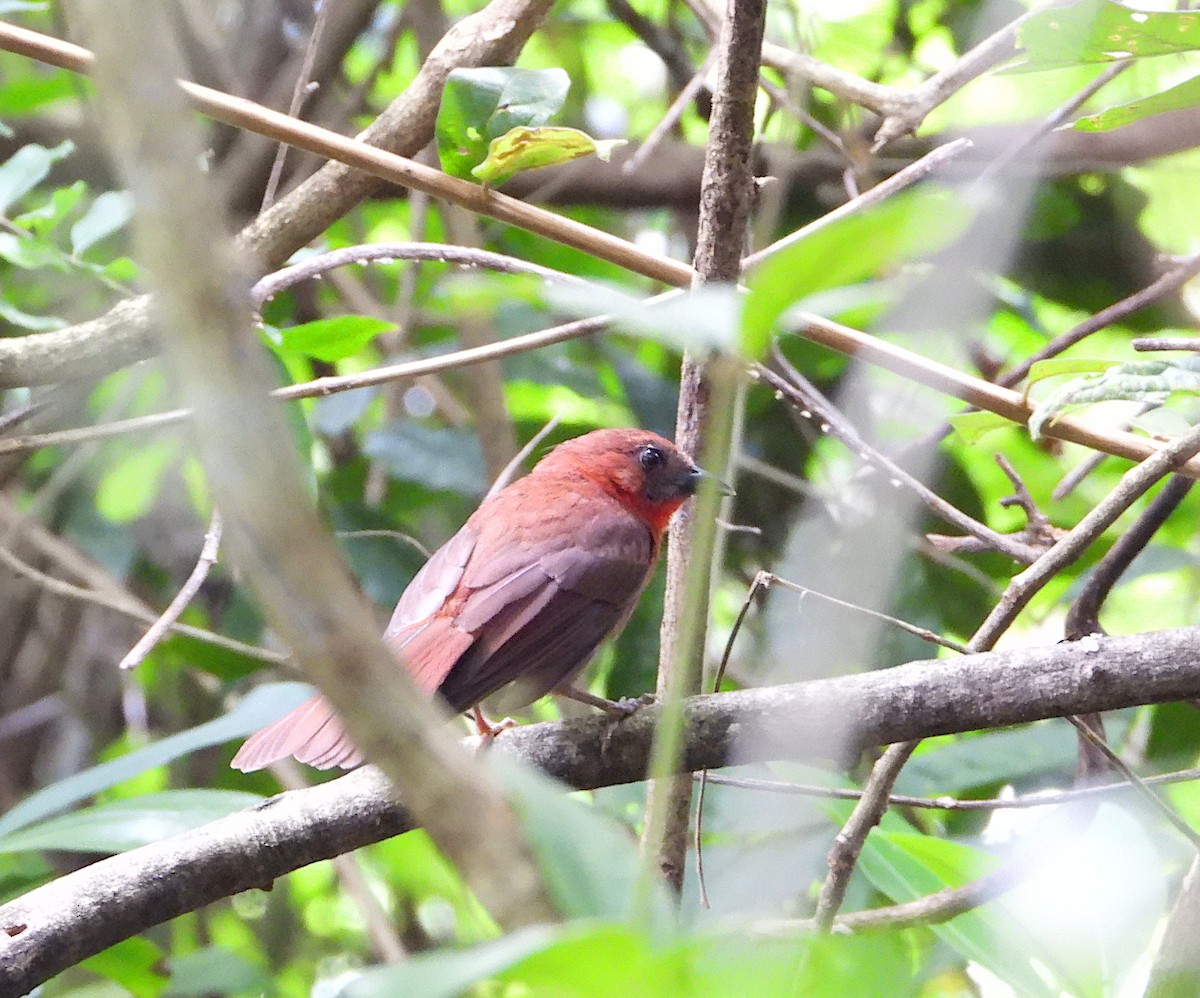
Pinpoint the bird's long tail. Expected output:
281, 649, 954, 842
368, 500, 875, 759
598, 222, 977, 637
229, 694, 363, 772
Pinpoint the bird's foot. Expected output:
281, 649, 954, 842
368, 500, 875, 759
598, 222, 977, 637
472, 706, 516, 745
557, 686, 655, 719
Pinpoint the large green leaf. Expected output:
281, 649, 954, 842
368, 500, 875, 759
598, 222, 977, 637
740, 186, 974, 358
0, 790, 263, 855
341, 926, 563, 998
859, 831, 1060, 997
1018, 0, 1200, 71
1028, 355, 1200, 438
82, 937, 168, 998
0, 682, 312, 837
363, 421, 487, 496
436, 67, 571, 180
492, 756, 675, 925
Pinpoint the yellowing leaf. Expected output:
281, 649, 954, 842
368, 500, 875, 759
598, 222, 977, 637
471, 126, 625, 186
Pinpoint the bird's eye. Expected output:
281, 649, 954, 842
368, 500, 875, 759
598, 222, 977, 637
639, 445, 665, 470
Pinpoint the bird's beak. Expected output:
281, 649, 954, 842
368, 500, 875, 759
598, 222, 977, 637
686, 466, 736, 497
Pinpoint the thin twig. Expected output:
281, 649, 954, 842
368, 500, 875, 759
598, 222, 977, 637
973, 421, 1200, 649
623, 48, 717, 175
698, 765, 1200, 811
979, 62, 1131, 181
767, 573, 969, 654
741, 137, 972, 270
334, 529, 431, 559
486, 412, 562, 498
999, 251, 1200, 388
0, 543, 285, 663
761, 355, 1043, 564
1134, 337, 1200, 353
695, 569, 772, 908
119, 512, 223, 670
260, 0, 331, 212
813, 741, 918, 931
1065, 715, 1200, 850
760, 865, 1018, 936
1065, 475, 1193, 640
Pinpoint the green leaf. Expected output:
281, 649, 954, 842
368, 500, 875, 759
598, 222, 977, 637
491, 757, 674, 926
0, 139, 73, 213
165, 946, 270, 997
1075, 72, 1200, 132
741, 186, 974, 358
82, 937, 169, 998
948, 409, 1015, 444
364, 422, 487, 496
14, 179, 87, 237
0, 1, 49, 12
0, 299, 65, 331
0, 230, 70, 270
70, 189, 135, 255
1028, 355, 1200, 438
1025, 357, 1114, 386
341, 926, 563, 998
0, 790, 263, 855
859, 831, 1060, 998
95, 438, 178, 523
0, 683, 313, 837
543, 281, 740, 354
437, 67, 571, 179
275, 314, 392, 363
1017, 0, 1200, 71
471, 126, 625, 186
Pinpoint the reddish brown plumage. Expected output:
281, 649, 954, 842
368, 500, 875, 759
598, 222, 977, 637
230, 428, 706, 772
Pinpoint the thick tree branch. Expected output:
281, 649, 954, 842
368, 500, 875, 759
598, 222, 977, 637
6, 626, 1200, 993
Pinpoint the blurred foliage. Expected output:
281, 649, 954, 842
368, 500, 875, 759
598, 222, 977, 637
2, 0, 1200, 995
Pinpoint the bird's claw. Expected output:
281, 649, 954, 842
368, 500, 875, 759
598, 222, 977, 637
602, 692, 656, 719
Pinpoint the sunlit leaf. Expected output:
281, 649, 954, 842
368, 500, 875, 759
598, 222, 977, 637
437, 67, 571, 179
1025, 357, 1114, 386
1075, 72, 1200, 131
95, 438, 178, 523
274, 314, 392, 363
0, 790, 263, 855
948, 409, 1016, 444
0, 230, 70, 270
741, 187, 974, 358
1017, 0, 1200, 70
1029, 355, 1200, 438
342, 926, 563, 998
70, 189, 135, 255
0, 139, 73, 213
860, 832, 1060, 997
0, 683, 313, 836
81, 937, 168, 998
471, 126, 625, 186
0, 298, 65, 331
14, 179, 86, 237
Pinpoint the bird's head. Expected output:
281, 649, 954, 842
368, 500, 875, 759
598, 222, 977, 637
536, 428, 733, 535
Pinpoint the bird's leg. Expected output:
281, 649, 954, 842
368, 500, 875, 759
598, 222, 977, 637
471, 705, 517, 741
556, 686, 655, 718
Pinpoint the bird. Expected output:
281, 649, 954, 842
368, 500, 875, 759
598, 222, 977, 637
230, 427, 730, 772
